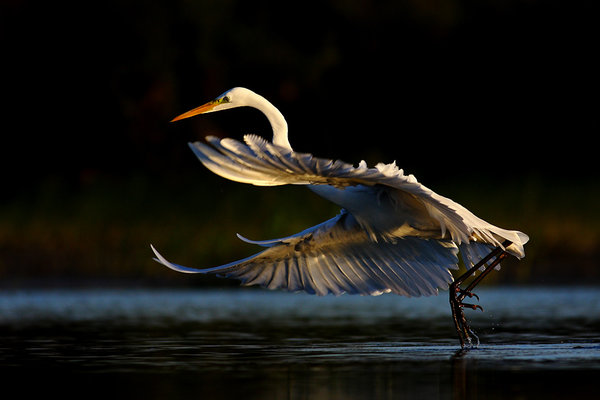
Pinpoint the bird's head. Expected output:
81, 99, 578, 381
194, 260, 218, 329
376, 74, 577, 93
171, 87, 255, 122
170, 86, 292, 150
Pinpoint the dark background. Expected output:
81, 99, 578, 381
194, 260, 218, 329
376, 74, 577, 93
1, 0, 597, 286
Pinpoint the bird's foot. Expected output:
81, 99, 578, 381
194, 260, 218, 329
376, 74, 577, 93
454, 288, 483, 311
450, 285, 482, 348
449, 242, 512, 347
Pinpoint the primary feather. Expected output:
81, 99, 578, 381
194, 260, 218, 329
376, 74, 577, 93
152, 211, 459, 297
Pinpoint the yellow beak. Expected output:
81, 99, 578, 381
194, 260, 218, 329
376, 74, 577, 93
170, 100, 219, 122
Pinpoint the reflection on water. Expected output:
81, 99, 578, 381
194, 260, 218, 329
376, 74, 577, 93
1, 287, 599, 399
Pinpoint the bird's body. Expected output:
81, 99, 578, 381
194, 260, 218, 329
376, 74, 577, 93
154, 87, 529, 345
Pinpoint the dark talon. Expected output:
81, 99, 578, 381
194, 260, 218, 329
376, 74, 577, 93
458, 289, 480, 302
460, 303, 483, 312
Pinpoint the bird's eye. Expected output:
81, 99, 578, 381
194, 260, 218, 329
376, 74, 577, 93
222, 96, 230, 103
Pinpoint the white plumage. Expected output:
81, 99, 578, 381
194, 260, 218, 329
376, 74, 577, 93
153, 87, 529, 298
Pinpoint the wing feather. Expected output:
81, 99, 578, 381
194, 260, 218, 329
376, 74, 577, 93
152, 212, 459, 297
188, 136, 529, 257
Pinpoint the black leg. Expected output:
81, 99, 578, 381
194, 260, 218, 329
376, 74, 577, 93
450, 240, 512, 347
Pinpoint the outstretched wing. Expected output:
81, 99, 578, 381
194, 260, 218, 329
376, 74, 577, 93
152, 211, 459, 297
190, 135, 529, 258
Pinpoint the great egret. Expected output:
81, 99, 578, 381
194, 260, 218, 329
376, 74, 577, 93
153, 87, 529, 347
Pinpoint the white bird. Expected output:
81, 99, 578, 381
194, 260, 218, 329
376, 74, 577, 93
152, 87, 529, 347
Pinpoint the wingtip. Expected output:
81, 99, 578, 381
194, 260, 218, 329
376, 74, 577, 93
149, 244, 203, 274
235, 232, 283, 247
518, 231, 530, 245
150, 244, 168, 266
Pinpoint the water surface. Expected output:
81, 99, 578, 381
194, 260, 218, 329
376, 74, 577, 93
1, 287, 598, 399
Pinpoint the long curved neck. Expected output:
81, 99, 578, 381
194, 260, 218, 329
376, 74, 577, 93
251, 94, 292, 151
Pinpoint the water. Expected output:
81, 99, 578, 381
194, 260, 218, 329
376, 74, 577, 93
1, 287, 599, 399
